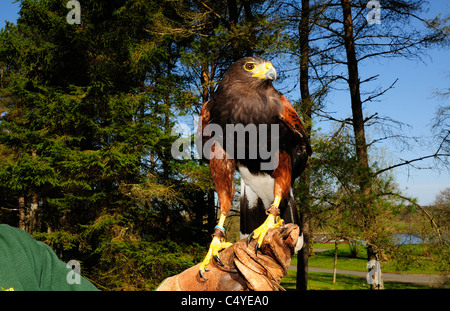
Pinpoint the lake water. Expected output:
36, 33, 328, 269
393, 233, 423, 245
316, 233, 439, 245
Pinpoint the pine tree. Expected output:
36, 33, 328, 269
0, 0, 209, 289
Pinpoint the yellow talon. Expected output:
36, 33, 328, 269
199, 214, 232, 278
199, 236, 232, 278
249, 213, 284, 251
247, 196, 284, 253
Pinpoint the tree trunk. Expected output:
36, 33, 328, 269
332, 239, 338, 284
200, 63, 210, 103
29, 192, 39, 232
296, 0, 313, 291
340, 0, 383, 289
297, 211, 310, 290
340, 0, 371, 193
27, 150, 40, 233
207, 189, 216, 238
367, 244, 385, 289
18, 196, 27, 232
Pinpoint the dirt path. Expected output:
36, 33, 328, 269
288, 265, 444, 287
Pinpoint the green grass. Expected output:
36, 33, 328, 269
308, 243, 368, 271
280, 270, 433, 290
290, 243, 367, 271
281, 270, 370, 290
293, 243, 446, 274
283, 242, 449, 290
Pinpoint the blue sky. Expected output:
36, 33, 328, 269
326, 46, 449, 205
311, 2, 450, 206
0, 1, 20, 28
1, 1, 448, 205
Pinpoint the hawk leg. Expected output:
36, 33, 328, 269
247, 150, 291, 253
199, 143, 235, 279
199, 214, 232, 279
247, 196, 284, 254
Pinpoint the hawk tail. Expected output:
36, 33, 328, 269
239, 179, 267, 238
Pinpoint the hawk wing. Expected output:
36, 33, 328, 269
278, 95, 312, 156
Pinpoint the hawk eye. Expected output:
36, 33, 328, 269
244, 63, 255, 71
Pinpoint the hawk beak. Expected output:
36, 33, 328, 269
252, 63, 277, 81
265, 65, 277, 81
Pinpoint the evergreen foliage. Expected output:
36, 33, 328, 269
0, 0, 448, 290
0, 0, 279, 290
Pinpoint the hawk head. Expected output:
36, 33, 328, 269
220, 57, 277, 87
210, 56, 281, 126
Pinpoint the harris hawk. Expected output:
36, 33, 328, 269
197, 56, 312, 278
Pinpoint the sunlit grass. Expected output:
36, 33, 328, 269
280, 270, 433, 290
